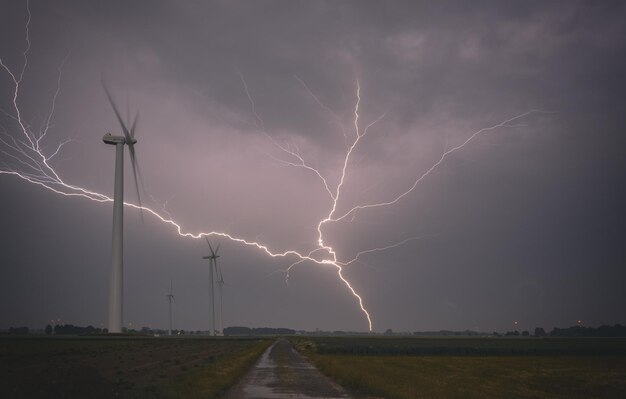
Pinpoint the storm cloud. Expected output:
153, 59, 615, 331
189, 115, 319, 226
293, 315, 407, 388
1, 0, 625, 332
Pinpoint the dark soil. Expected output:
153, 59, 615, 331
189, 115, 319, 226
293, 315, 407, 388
1, 336, 262, 398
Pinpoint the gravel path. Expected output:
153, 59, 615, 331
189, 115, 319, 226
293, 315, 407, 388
222, 338, 352, 399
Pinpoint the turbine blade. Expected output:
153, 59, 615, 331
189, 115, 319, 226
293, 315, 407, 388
128, 143, 144, 220
130, 111, 139, 139
101, 80, 131, 140
126, 89, 130, 131
214, 243, 220, 255
207, 240, 215, 257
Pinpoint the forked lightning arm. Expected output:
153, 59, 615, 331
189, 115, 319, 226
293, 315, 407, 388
1, 1, 548, 331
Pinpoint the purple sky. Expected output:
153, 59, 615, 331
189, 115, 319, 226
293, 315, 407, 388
1, 0, 625, 333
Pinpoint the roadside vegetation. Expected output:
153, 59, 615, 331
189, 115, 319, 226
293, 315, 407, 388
1, 336, 271, 398
155, 338, 270, 398
293, 337, 626, 399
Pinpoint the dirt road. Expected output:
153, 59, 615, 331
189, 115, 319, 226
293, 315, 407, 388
223, 338, 352, 399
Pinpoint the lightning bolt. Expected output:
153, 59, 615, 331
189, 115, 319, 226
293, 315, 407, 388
240, 75, 548, 331
1, 1, 550, 332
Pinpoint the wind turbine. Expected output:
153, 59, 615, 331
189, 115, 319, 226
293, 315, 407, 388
202, 238, 220, 336
166, 280, 174, 336
102, 82, 143, 334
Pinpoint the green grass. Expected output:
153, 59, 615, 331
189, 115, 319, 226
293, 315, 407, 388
299, 336, 626, 355
155, 339, 271, 398
309, 354, 626, 399
292, 337, 626, 399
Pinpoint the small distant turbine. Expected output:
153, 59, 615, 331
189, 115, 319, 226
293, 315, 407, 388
202, 238, 220, 336
102, 81, 144, 334
166, 280, 174, 336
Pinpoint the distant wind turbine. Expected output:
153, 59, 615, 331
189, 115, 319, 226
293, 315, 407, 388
202, 238, 220, 336
102, 81, 144, 334
166, 280, 174, 336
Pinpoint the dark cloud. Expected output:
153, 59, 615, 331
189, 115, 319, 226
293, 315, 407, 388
1, 0, 625, 332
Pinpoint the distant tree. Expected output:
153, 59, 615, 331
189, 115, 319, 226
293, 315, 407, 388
534, 327, 546, 337
597, 324, 626, 337
45, 324, 53, 335
549, 324, 626, 337
384, 329, 394, 335
224, 326, 252, 336
253, 327, 296, 335
522, 330, 530, 336
9, 326, 29, 335
51, 324, 101, 335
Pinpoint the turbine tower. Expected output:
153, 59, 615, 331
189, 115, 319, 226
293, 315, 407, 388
202, 238, 220, 336
102, 82, 143, 334
166, 280, 174, 336
215, 256, 225, 335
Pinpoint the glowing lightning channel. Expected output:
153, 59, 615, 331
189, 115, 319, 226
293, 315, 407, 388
255, 76, 549, 332
337, 235, 435, 267
327, 109, 552, 224
1, 2, 550, 332
0, 4, 327, 288
294, 75, 350, 147
239, 75, 383, 329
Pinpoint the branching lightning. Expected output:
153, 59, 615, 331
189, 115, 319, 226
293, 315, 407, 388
1, 2, 549, 331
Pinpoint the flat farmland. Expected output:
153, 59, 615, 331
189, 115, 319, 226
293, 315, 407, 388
292, 337, 626, 399
1, 336, 270, 398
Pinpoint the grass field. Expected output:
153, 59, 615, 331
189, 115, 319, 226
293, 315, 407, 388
1, 336, 271, 398
293, 337, 626, 399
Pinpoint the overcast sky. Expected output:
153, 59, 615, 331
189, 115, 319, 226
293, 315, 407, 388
1, 0, 625, 333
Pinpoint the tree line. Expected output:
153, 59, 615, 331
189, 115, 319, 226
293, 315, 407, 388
223, 326, 296, 336
3, 323, 625, 337
497, 324, 626, 337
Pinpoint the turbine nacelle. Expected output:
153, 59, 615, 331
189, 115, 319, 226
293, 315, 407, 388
102, 132, 137, 145
101, 79, 144, 216
204, 238, 220, 259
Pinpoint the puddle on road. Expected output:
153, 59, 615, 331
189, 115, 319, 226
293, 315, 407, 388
230, 339, 350, 399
